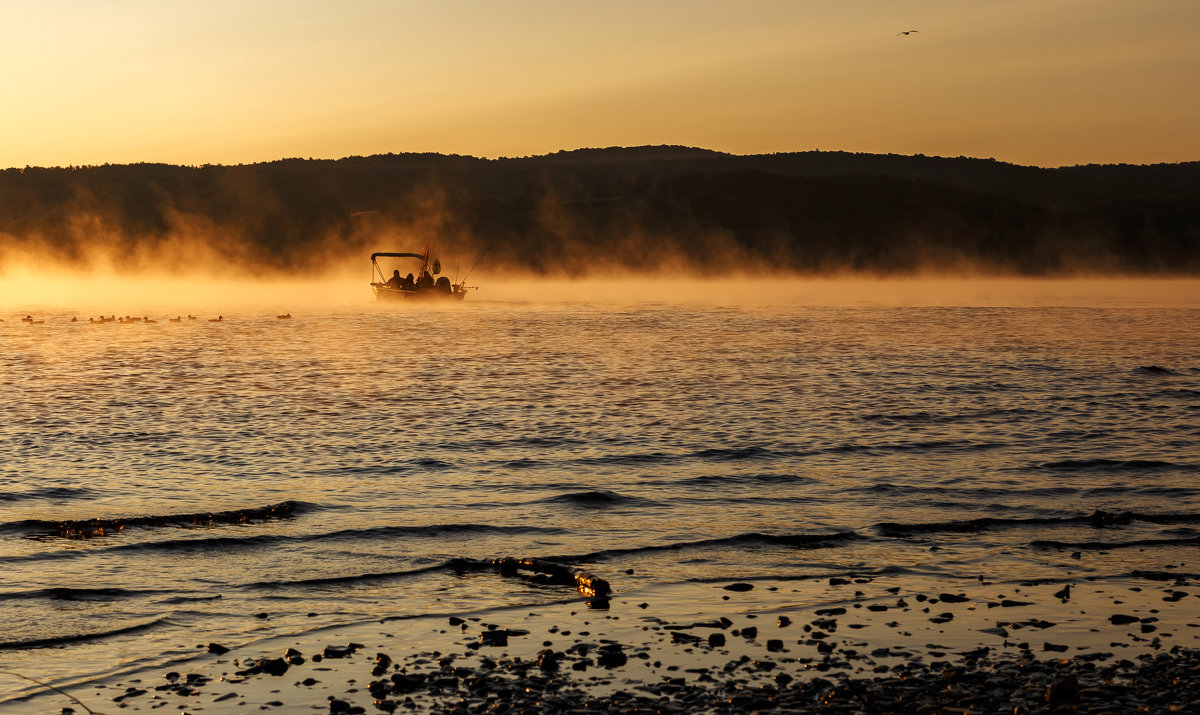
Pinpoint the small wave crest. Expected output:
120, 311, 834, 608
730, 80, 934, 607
541, 490, 654, 508
674, 473, 813, 488
252, 556, 611, 599
572, 445, 779, 468
0, 500, 311, 540
1133, 365, 1199, 376
1032, 535, 1200, 551
861, 407, 1039, 424
1038, 458, 1193, 471
0, 586, 158, 603
0, 617, 167, 651
553, 530, 862, 562
0, 486, 92, 503
877, 509, 1200, 537
0, 522, 567, 563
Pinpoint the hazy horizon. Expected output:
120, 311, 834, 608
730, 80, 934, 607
2, 1, 1197, 169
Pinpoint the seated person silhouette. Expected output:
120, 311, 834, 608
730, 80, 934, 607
386, 269, 403, 289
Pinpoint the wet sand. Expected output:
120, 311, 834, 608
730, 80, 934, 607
10, 567, 1200, 713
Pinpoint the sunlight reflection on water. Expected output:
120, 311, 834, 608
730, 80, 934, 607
1, 289, 1198, 686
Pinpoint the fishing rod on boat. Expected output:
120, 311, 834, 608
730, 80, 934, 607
457, 246, 491, 288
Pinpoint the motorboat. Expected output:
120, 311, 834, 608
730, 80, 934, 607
369, 245, 472, 301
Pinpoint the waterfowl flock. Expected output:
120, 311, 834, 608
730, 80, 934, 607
8, 312, 298, 325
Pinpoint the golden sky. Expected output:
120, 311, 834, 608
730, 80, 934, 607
1, 0, 1197, 168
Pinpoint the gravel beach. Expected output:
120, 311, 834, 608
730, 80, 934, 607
11, 567, 1200, 714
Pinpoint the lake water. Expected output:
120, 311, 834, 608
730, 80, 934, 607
2, 283, 1199, 700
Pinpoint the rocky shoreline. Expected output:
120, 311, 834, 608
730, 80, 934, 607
16, 571, 1200, 714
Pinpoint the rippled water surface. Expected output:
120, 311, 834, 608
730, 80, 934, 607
2, 294, 1199, 691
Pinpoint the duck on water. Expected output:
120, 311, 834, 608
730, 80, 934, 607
369, 245, 474, 302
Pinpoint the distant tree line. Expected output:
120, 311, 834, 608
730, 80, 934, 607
1, 146, 1197, 275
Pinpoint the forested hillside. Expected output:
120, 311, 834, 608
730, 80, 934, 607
2, 147, 1197, 275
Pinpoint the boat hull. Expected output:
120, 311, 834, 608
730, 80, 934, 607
373, 285, 467, 301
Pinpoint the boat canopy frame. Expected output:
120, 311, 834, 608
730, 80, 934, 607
370, 252, 425, 262
371, 251, 431, 284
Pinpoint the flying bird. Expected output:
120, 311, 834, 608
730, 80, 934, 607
897, 29, 918, 36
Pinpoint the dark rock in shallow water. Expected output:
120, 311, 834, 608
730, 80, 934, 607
597, 645, 628, 668
390, 673, 425, 693
708, 633, 726, 647
1046, 674, 1080, 705
480, 631, 508, 647
939, 593, 970, 603
1111, 614, 1140, 625
372, 652, 392, 676
321, 643, 362, 659
537, 649, 560, 671
237, 657, 289, 676
207, 642, 229, 655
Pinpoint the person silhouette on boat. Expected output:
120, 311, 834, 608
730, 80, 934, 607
386, 269, 403, 289
417, 270, 435, 290
403, 272, 415, 290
